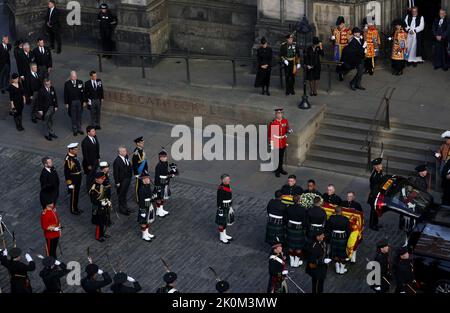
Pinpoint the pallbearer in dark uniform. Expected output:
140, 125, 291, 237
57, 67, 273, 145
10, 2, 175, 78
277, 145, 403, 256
280, 174, 303, 197
40, 197, 61, 258
81, 126, 100, 190
306, 179, 321, 196
305, 230, 331, 293
40, 156, 60, 208
368, 158, 384, 231
394, 247, 416, 293
64, 143, 83, 215
216, 280, 230, 293
325, 207, 351, 275
286, 195, 307, 268
268, 108, 292, 177
254, 37, 272, 96
280, 34, 300, 95
89, 172, 110, 242
373, 239, 391, 293
39, 256, 69, 293
216, 174, 234, 244
84, 71, 104, 130
138, 170, 156, 242
267, 240, 288, 293
0, 247, 36, 293
45, 1, 62, 54
99, 161, 113, 227
156, 272, 179, 293
111, 272, 142, 293
132, 136, 148, 203
322, 184, 342, 206
265, 190, 286, 246
64, 71, 85, 136
342, 191, 363, 212
81, 263, 112, 293
32, 38, 52, 79
98, 3, 118, 57
154, 149, 179, 217
307, 196, 327, 241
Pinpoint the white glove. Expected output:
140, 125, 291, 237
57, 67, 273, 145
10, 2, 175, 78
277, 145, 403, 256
25, 253, 33, 262
435, 152, 441, 158
101, 200, 107, 206
53, 227, 61, 232
127, 276, 136, 282
388, 37, 392, 41
0, 215, 2, 223
282, 270, 289, 275
88, 99, 92, 105
97, 269, 103, 275
374, 286, 381, 291
324, 258, 332, 264
331, 35, 336, 40
68, 185, 74, 189
116, 183, 120, 187
284, 60, 289, 66
296, 64, 301, 69
134, 175, 139, 178
55, 260, 61, 266
363, 42, 367, 48
2, 249, 7, 256
140, 213, 146, 218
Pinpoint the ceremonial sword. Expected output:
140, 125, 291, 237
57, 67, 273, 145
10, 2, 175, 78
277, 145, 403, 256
160, 257, 172, 272
285, 274, 306, 293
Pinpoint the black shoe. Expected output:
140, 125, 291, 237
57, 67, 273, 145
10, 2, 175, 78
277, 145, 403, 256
97, 237, 106, 242
443, 68, 449, 72
412, 63, 417, 67
355, 86, 366, 90
31, 118, 37, 124
275, 171, 280, 178
280, 169, 288, 175
72, 210, 81, 216
349, 83, 356, 91
45, 135, 52, 141
78, 130, 84, 135
50, 134, 58, 139
338, 73, 344, 81
266, 91, 270, 96
73, 132, 77, 136
314, 92, 318, 96
285, 91, 290, 96
1, 90, 4, 94
104, 234, 111, 239
56, 50, 61, 54
291, 91, 295, 95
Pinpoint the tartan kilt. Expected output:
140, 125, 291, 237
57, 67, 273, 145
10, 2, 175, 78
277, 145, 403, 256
330, 234, 349, 259
265, 221, 285, 245
286, 222, 306, 250
215, 207, 229, 226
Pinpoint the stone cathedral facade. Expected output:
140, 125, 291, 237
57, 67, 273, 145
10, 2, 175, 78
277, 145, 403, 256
5, 0, 450, 56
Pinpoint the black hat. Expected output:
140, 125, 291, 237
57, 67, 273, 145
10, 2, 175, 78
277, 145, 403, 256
377, 238, 389, 248
362, 17, 368, 26
94, 172, 105, 179
11, 73, 19, 80
134, 136, 144, 144
42, 256, 56, 268
100, 3, 108, 9
159, 149, 168, 157
397, 246, 409, 256
271, 236, 283, 249
163, 272, 177, 284
371, 158, 383, 166
260, 37, 267, 44
336, 16, 345, 26
114, 272, 127, 284
312, 37, 320, 45
415, 164, 427, 172
352, 27, 362, 34
10, 247, 21, 258
85, 263, 99, 275
216, 280, 230, 293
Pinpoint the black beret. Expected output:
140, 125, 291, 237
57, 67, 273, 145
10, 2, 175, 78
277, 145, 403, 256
114, 272, 127, 284
163, 272, 177, 284
134, 136, 144, 144
85, 263, 99, 275
415, 164, 427, 172
43, 256, 56, 267
216, 280, 230, 293
10, 247, 22, 258
371, 158, 383, 166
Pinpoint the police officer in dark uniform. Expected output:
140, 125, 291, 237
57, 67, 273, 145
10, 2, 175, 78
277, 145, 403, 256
305, 230, 331, 293
325, 207, 351, 275
368, 158, 385, 231
64, 143, 83, 215
97, 3, 118, 57
0, 247, 36, 293
394, 247, 416, 293
322, 184, 342, 206
156, 272, 179, 293
111, 272, 142, 293
373, 239, 391, 293
81, 263, 112, 293
132, 136, 148, 203
286, 195, 307, 268
39, 256, 69, 293
267, 240, 288, 293
280, 34, 300, 95
265, 190, 286, 246
307, 196, 327, 241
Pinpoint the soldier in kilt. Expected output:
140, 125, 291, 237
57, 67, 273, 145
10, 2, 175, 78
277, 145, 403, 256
286, 195, 307, 267
306, 196, 327, 242
216, 174, 234, 244
267, 240, 288, 293
265, 190, 286, 246
325, 206, 351, 275
138, 170, 156, 242
305, 230, 331, 293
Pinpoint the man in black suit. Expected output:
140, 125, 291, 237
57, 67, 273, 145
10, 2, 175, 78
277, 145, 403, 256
113, 146, 133, 214
340, 27, 366, 91
64, 71, 85, 136
45, 0, 62, 54
24, 63, 43, 123
37, 78, 58, 140
40, 156, 60, 208
33, 38, 53, 79
84, 71, 104, 130
16, 42, 34, 79
0, 35, 12, 94
81, 126, 100, 189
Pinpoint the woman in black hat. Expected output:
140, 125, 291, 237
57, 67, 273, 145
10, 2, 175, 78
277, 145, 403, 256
304, 37, 324, 96
7, 72, 26, 131
254, 37, 272, 96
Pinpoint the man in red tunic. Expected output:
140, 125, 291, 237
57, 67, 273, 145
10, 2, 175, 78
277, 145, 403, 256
40, 188, 61, 258
268, 108, 292, 177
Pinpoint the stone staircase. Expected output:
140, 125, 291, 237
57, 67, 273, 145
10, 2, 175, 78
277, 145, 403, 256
303, 112, 443, 186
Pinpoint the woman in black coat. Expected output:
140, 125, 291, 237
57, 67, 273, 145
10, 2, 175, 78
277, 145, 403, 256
254, 37, 272, 96
305, 37, 324, 96
7, 72, 26, 131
